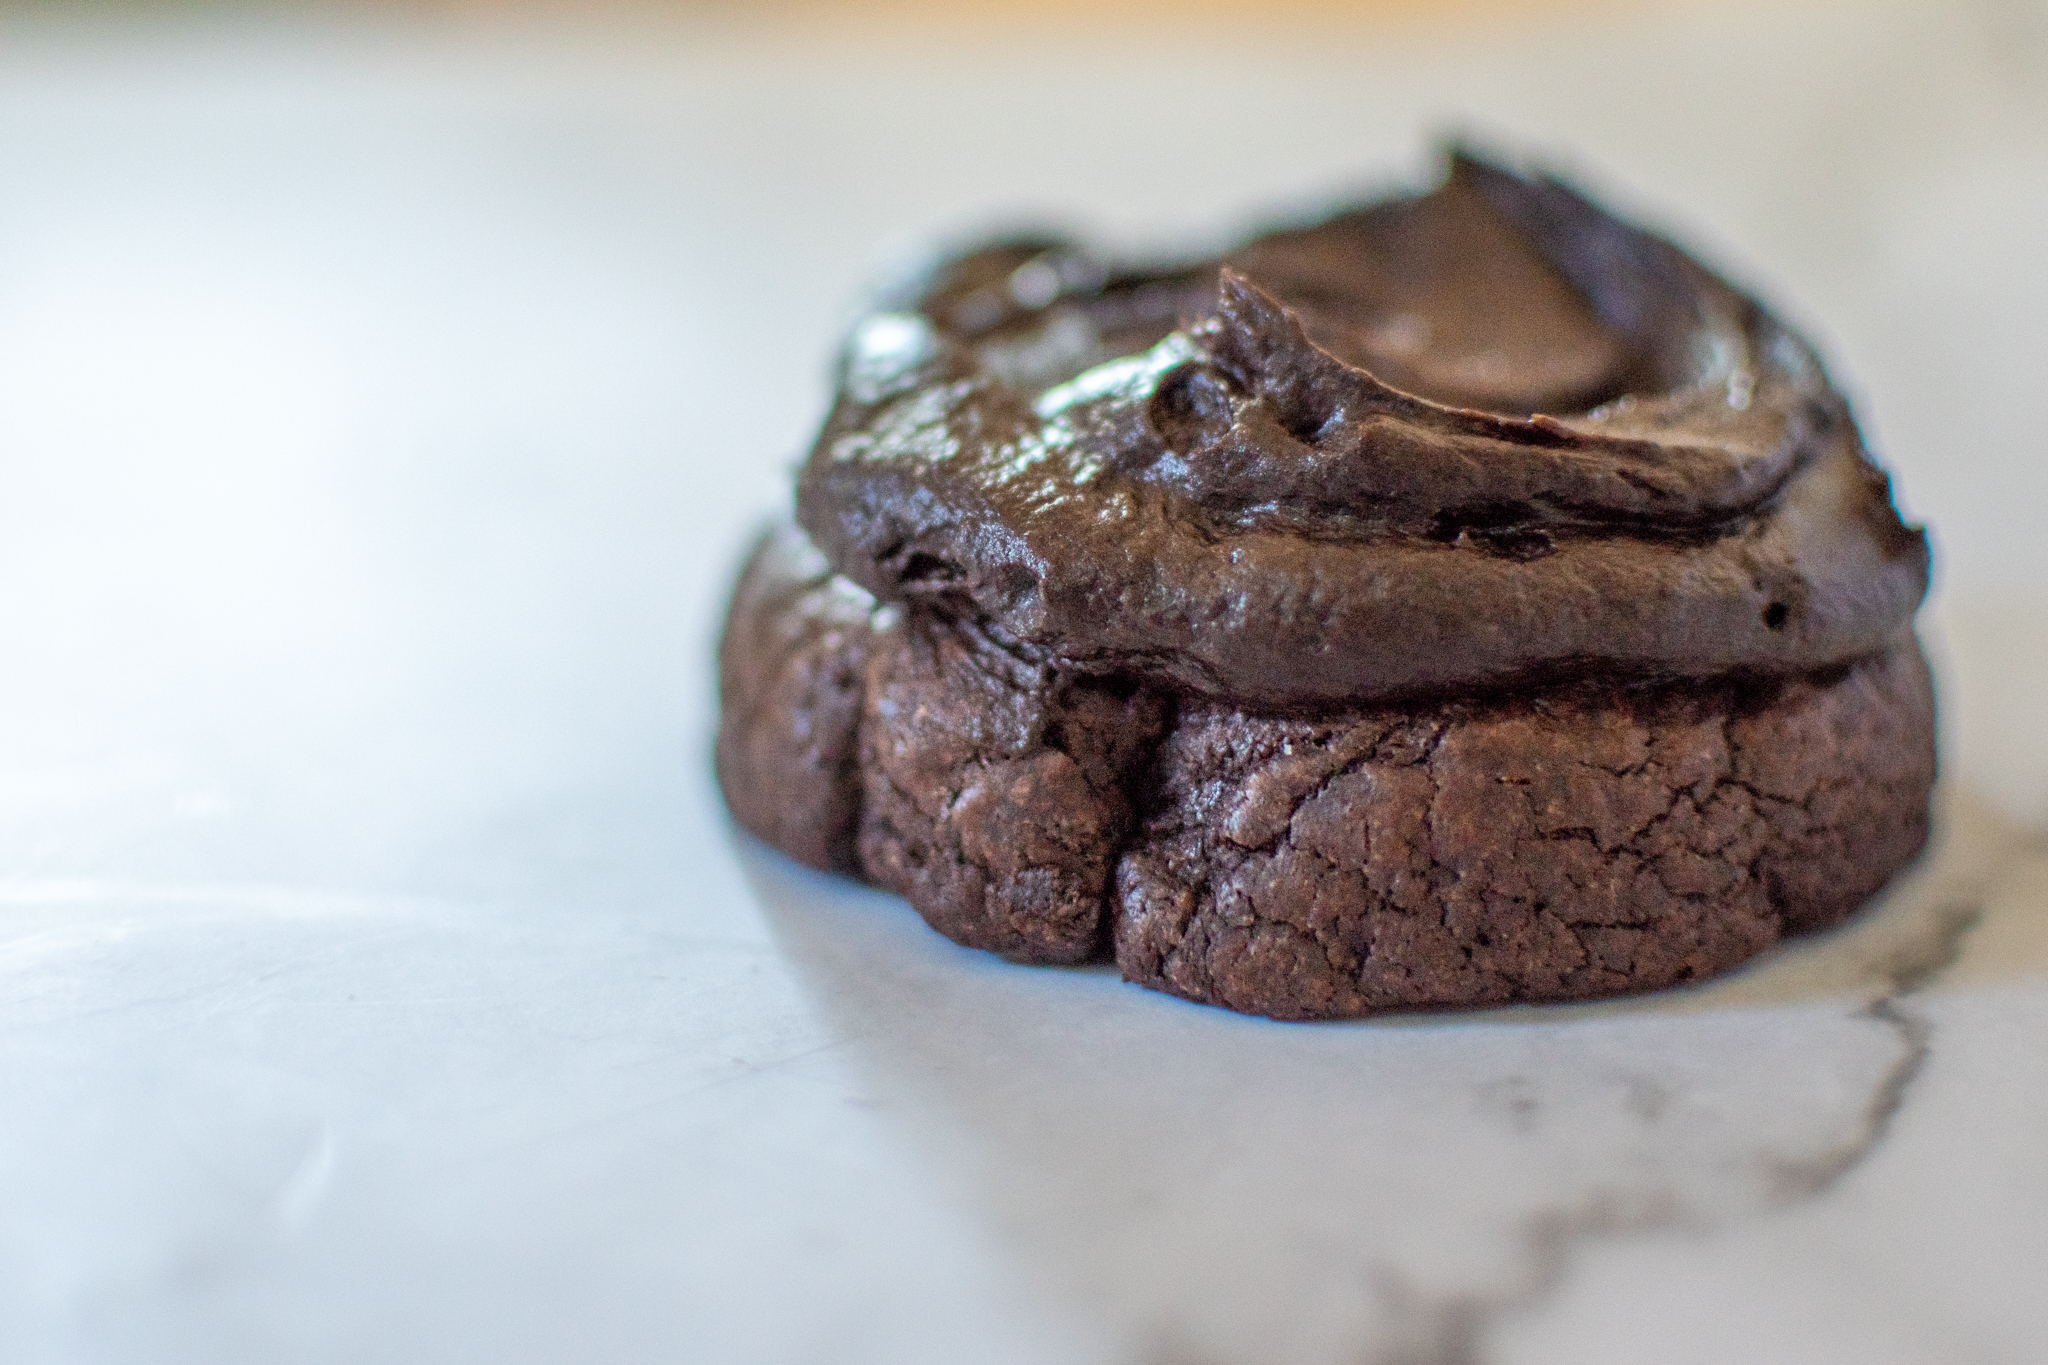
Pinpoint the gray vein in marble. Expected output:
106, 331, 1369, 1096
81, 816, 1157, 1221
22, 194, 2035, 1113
1368, 896, 1992, 1365
741, 789, 2041, 1365
1772, 899, 1986, 1199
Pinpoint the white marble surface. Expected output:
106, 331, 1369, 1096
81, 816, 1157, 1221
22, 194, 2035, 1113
2, 3, 2046, 1362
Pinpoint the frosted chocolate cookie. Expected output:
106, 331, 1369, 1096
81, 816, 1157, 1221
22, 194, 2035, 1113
718, 151, 1935, 1018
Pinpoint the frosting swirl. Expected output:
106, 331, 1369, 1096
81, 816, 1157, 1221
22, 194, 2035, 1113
796, 153, 1929, 709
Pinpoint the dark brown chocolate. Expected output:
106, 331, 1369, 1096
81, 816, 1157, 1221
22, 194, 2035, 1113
1116, 639, 1935, 1019
857, 611, 1167, 964
718, 533, 1936, 1018
715, 525, 884, 875
719, 150, 1939, 1019
796, 154, 1928, 710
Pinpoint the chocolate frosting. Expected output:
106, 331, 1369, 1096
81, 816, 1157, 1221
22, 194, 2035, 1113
796, 153, 1929, 709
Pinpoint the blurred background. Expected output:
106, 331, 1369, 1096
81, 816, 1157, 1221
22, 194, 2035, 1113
1, 0, 2044, 877
1, 2, 2044, 1363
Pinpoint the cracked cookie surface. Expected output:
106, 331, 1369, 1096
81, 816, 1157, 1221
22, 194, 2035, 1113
1114, 644, 1935, 1018
716, 527, 1936, 1016
856, 612, 1167, 964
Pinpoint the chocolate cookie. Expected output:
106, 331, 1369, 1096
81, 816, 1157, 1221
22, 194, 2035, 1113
715, 525, 882, 875
856, 610, 1167, 965
717, 150, 1937, 1019
1114, 642, 1934, 1018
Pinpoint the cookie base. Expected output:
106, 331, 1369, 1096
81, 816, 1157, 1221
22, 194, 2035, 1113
718, 526, 1937, 1019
